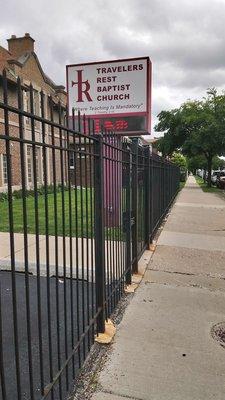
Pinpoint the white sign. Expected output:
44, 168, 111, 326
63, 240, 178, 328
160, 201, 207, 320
66, 57, 151, 135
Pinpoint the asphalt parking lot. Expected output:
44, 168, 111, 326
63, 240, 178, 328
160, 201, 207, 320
0, 271, 94, 400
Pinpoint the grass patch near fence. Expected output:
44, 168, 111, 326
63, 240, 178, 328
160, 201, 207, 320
0, 188, 124, 239
195, 176, 225, 196
0, 188, 94, 237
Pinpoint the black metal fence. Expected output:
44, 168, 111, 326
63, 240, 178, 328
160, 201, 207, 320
0, 71, 180, 400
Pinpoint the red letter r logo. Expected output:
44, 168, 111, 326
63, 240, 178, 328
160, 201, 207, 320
72, 70, 92, 102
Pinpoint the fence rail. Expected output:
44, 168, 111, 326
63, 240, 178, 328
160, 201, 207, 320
0, 71, 180, 400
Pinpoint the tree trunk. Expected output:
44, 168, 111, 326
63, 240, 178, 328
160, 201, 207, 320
207, 156, 212, 187
203, 169, 207, 183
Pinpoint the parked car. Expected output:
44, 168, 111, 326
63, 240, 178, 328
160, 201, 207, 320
216, 171, 225, 189
196, 169, 204, 178
211, 170, 222, 185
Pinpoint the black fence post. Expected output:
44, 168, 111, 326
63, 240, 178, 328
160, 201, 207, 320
123, 141, 132, 285
93, 135, 106, 334
149, 153, 154, 243
131, 138, 138, 274
144, 146, 151, 249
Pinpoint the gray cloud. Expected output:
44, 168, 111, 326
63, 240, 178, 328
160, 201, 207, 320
1, 0, 225, 134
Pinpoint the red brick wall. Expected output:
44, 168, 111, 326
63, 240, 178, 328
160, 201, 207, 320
0, 121, 21, 187
0, 53, 67, 190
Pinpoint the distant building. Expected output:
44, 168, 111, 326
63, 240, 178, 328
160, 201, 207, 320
0, 33, 67, 191
140, 136, 160, 155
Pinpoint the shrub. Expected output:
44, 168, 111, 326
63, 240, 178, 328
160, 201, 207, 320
0, 192, 8, 202
0, 184, 70, 201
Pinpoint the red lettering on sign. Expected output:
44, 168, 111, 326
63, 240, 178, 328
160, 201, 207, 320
115, 120, 128, 130
93, 119, 129, 133
72, 70, 92, 102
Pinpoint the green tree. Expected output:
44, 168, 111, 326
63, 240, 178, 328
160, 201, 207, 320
214, 157, 225, 170
187, 155, 207, 174
171, 152, 187, 169
171, 152, 187, 182
187, 155, 224, 178
155, 88, 225, 186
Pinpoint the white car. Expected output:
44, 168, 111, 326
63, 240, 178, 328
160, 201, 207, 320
211, 170, 223, 185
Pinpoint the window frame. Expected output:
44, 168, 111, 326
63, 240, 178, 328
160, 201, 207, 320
1, 154, 8, 186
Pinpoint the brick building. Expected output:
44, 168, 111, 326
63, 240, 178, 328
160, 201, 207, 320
0, 33, 67, 192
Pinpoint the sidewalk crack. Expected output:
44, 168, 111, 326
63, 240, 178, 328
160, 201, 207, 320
100, 389, 145, 400
147, 268, 225, 280
147, 268, 195, 276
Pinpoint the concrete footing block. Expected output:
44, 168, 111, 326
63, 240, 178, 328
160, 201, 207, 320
149, 242, 156, 252
95, 319, 116, 344
132, 273, 143, 284
124, 282, 139, 293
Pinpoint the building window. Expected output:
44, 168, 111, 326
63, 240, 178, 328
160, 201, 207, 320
24, 90, 30, 125
27, 146, 33, 184
69, 151, 75, 169
78, 146, 86, 159
24, 89, 40, 127
27, 145, 42, 185
34, 90, 40, 128
34, 90, 40, 115
2, 154, 8, 185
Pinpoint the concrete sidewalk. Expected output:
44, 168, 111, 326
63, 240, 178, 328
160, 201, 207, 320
91, 176, 225, 400
0, 233, 95, 278
0, 233, 125, 280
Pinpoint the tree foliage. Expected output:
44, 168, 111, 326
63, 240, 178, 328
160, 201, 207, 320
187, 155, 225, 174
171, 152, 187, 169
155, 88, 225, 186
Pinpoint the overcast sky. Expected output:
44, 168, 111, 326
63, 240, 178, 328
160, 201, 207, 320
1, 0, 225, 135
